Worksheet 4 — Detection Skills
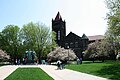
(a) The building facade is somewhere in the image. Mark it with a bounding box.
[52,12,89,58]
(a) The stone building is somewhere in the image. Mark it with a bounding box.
[52,12,89,58]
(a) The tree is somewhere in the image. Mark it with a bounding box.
[105,0,120,54]
[21,22,57,60]
[83,0,120,62]
[47,47,77,62]
[0,49,10,62]
[84,42,97,60]
[0,25,22,59]
[97,39,115,60]
[0,22,57,64]
[84,40,114,62]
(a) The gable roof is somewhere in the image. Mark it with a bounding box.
[88,35,104,41]
[66,32,81,40]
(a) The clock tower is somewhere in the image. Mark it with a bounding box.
[52,12,66,47]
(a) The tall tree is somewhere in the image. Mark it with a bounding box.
[105,0,120,53]
[0,25,22,58]
[21,22,57,59]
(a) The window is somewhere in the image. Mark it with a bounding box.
[58,31,60,40]
[82,40,85,47]
[75,42,78,47]
[70,42,73,48]
[65,43,68,48]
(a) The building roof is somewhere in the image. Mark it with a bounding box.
[66,32,82,40]
[55,12,62,21]
[82,34,88,39]
[88,35,104,41]
[67,32,81,38]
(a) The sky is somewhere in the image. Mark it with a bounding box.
[0,0,108,36]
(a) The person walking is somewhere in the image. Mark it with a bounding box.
[61,60,65,69]
[15,59,17,65]
[18,59,20,65]
[77,58,80,65]
[80,57,82,64]
[56,60,62,70]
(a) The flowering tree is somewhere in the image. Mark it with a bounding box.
[0,49,10,62]
[47,47,77,62]
[84,40,115,62]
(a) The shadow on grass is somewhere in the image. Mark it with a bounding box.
[97,61,120,80]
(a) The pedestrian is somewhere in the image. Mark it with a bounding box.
[24,58,27,64]
[36,59,39,65]
[56,59,62,70]
[22,58,24,64]
[18,59,20,65]
[15,59,17,65]
[80,57,82,64]
[77,58,80,65]
[61,60,65,69]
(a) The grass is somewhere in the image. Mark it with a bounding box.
[5,68,54,80]
[66,61,120,80]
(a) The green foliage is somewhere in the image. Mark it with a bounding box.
[87,0,120,61]
[51,31,57,50]
[66,61,120,80]
[5,68,53,80]
[0,22,57,60]
[21,22,57,58]
[0,25,22,58]
[105,0,120,54]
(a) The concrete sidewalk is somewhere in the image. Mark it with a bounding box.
[0,65,41,80]
[0,65,18,80]
[40,65,108,80]
[0,65,109,80]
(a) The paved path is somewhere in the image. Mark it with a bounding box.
[0,65,109,80]
[0,65,18,80]
[40,65,108,80]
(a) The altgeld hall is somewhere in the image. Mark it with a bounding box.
[52,12,104,58]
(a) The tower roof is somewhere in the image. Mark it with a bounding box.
[55,12,62,21]
[82,34,88,39]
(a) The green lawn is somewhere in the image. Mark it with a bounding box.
[5,68,54,80]
[66,61,120,80]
